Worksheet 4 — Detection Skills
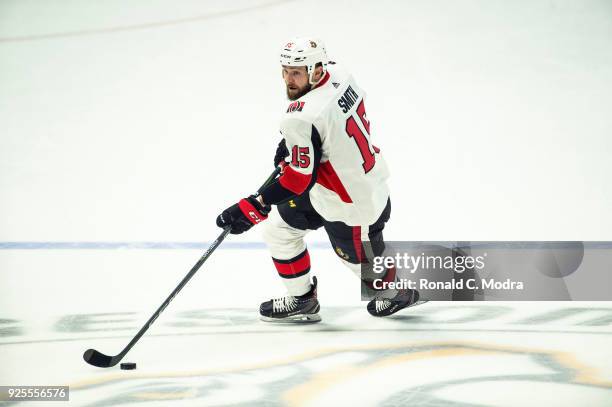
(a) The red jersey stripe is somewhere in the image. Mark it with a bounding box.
[352,226,363,263]
[279,165,312,195]
[316,161,353,203]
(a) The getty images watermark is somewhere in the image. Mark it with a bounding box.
[371,251,500,291]
[360,242,612,301]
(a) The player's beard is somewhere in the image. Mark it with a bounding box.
[286,83,312,101]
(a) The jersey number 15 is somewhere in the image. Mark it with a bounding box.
[345,100,378,173]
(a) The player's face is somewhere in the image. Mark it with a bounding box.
[282,66,311,100]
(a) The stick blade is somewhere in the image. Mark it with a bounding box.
[83,348,117,368]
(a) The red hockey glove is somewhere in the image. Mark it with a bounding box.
[216,195,271,234]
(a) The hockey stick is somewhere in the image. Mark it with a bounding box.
[83,166,281,368]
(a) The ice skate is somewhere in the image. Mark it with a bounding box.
[260,277,321,323]
[367,289,425,317]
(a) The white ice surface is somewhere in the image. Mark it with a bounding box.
[1,0,612,242]
[1,248,612,406]
[1,0,612,406]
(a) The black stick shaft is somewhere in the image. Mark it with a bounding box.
[115,167,280,357]
[84,167,282,366]
[116,168,280,357]
[115,226,231,361]
[257,166,281,194]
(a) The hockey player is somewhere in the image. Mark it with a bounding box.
[216,37,419,322]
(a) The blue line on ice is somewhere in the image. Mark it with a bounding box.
[0,241,332,250]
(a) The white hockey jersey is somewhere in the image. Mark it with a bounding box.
[277,63,390,226]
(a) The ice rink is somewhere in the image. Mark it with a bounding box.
[1,0,612,406]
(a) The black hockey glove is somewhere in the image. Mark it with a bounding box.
[216,195,271,234]
[273,138,289,168]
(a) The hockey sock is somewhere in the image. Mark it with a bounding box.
[272,249,312,296]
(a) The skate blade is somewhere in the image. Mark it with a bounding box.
[260,313,322,323]
[405,299,429,310]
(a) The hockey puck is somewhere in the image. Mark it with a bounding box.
[120,362,136,370]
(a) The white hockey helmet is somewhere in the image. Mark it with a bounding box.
[280,37,328,85]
